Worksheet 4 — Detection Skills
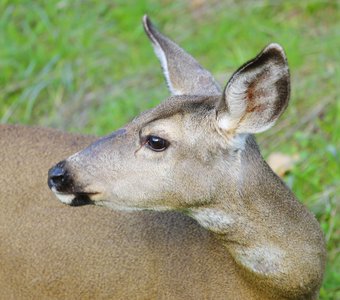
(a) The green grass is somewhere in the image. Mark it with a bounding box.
[0,0,339,298]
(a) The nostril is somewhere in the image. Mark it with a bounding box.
[48,161,68,191]
[49,167,65,185]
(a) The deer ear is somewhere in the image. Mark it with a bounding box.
[143,15,221,96]
[216,43,290,135]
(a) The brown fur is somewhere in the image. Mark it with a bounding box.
[0,16,326,299]
[1,124,273,299]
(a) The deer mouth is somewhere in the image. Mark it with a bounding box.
[51,187,97,206]
[48,161,100,206]
[69,193,95,206]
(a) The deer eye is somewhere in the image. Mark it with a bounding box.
[146,135,169,152]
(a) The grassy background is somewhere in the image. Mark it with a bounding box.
[0,0,339,298]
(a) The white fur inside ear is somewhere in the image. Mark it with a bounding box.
[218,115,239,132]
[215,117,247,150]
[220,59,288,134]
[217,73,253,133]
[151,40,181,95]
[225,82,249,120]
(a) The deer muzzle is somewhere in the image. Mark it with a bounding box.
[48,160,94,206]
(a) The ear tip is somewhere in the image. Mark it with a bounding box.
[142,14,150,29]
[142,15,157,42]
[143,15,156,32]
[142,14,149,25]
[263,43,287,60]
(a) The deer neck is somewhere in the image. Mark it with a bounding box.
[189,136,325,298]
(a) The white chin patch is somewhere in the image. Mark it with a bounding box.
[51,187,75,205]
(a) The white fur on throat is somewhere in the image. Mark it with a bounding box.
[191,208,234,233]
[235,244,286,276]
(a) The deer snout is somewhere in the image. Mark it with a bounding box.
[48,160,95,206]
[48,160,72,193]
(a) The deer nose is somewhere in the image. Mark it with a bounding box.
[48,160,70,192]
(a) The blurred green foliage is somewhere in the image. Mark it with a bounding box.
[0,1,339,298]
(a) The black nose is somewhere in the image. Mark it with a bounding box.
[48,160,70,192]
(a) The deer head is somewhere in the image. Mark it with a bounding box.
[48,16,289,213]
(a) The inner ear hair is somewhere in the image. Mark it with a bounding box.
[143,15,221,96]
[217,43,290,135]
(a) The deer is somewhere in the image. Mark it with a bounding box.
[0,16,325,300]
